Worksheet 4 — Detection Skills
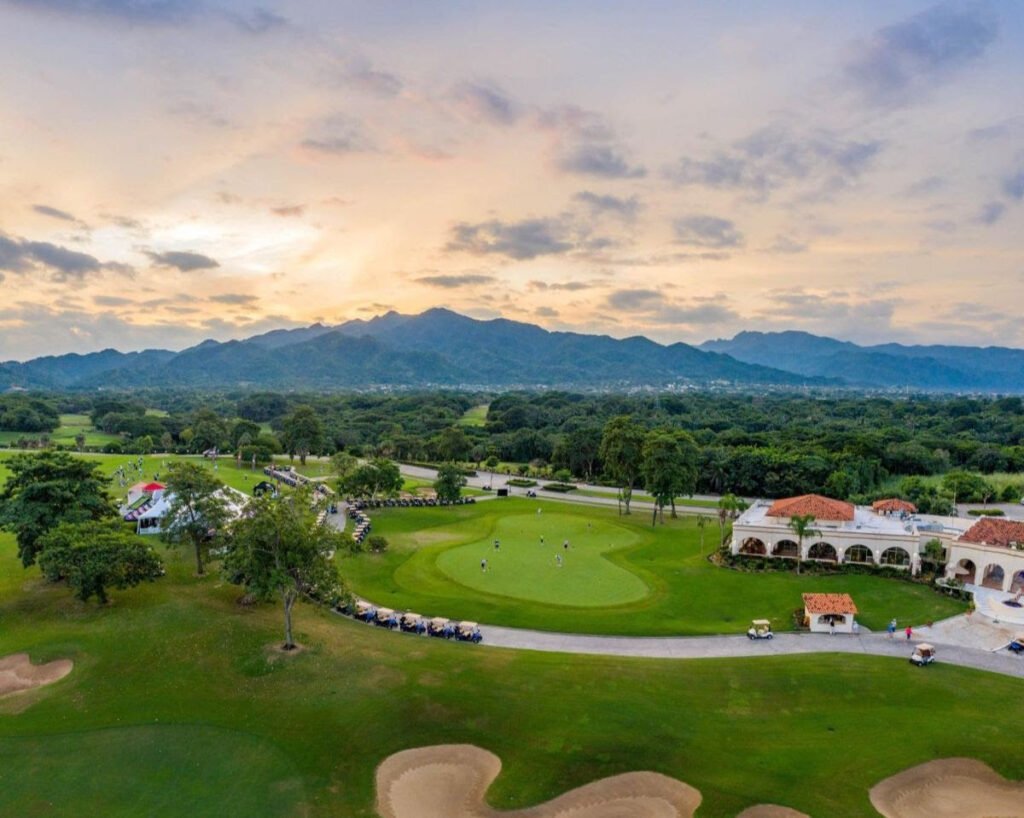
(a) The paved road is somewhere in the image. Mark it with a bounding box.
[477,625,1024,678]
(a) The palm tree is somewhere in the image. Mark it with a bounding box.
[716,493,749,550]
[788,513,819,577]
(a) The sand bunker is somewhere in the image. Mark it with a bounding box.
[376,744,702,818]
[377,748,1024,818]
[0,653,73,698]
[870,757,1024,818]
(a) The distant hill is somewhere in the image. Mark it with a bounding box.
[700,330,1024,392]
[0,309,822,391]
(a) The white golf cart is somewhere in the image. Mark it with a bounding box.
[747,619,774,640]
[910,643,936,666]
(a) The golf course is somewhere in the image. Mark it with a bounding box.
[344,498,966,634]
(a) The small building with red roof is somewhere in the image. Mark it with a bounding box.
[802,593,858,633]
[872,498,918,515]
[944,517,1024,595]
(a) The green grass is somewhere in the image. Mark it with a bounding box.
[0,414,120,448]
[343,498,965,635]
[435,512,648,606]
[880,472,1024,495]
[0,527,1021,817]
[572,487,719,508]
[457,404,489,426]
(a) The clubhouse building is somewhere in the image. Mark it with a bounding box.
[730,494,1024,595]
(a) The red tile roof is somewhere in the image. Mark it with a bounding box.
[767,494,854,522]
[959,518,1024,549]
[143,482,165,492]
[872,498,918,513]
[803,593,858,615]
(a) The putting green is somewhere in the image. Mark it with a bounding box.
[434,512,649,607]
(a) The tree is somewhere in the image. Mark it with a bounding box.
[224,489,344,650]
[696,515,709,556]
[787,513,819,576]
[433,426,471,463]
[340,459,403,500]
[74,432,86,452]
[161,462,230,576]
[485,455,500,486]
[641,429,698,525]
[434,463,466,503]
[0,451,114,567]
[599,416,645,515]
[281,405,324,465]
[716,493,744,549]
[921,537,946,573]
[38,521,163,603]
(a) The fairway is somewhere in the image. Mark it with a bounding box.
[435,512,647,606]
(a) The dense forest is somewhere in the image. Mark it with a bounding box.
[3,390,1024,507]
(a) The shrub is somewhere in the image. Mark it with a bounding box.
[543,482,577,493]
[507,478,537,487]
[968,508,1005,517]
[366,535,388,553]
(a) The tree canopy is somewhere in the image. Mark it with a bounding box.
[0,451,114,567]
[161,461,231,575]
[433,463,467,503]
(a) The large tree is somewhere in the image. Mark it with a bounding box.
[433,426,471,463]
[433,463,467,503]
[716,493,746,549]
[161,462,230,576]
[339,459,403,500]
[641,429,698,525]
[598,416,646,515]
[224,489,344,650]
[282,405,324,465]
[0,451,114,567]
[38,520,164,603]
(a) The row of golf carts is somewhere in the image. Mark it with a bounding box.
[351,600,483,643]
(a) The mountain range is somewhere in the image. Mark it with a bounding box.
[0,310,1020,392]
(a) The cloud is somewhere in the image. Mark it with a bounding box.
[977,201,1006,225]
[673,216,744,249]
[446,218,575,260]
[270,204,305,217]
[766,235,808,254]
[1001,169,1024,200]
[452,82,520,125]
[0,233,130,281]
[93,295,133,306]
[904,175,946,197]
[229,7,287,34]
[209,293,258,305]
[606,288,661,311]
[4,0,200,25]
[655,303,738,325]
[415,273,495,288]
[666,124,882,200]
[343,59,403,98]
[300,116,373,156]
[145,250,220,271]
[535,306,559,318]
[558,143,645,179]
[528,279,596,292]
[572,191,641,220]
[842,3,998,109]
[32,204,78,222]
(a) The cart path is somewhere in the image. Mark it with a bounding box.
[476,624,1024,678]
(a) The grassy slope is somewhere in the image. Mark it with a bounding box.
[0,532,1022,817]
[343,499,965,634]
[457,404,489,426]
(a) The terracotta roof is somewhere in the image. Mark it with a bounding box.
[803,593,858,615]
[143,482,165,492]
[872,498,917,513]
[766,494,854,522]
[959,518,1024,549]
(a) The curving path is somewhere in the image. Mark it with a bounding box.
[477,624,1024,678]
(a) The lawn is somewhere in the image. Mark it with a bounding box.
[0,414,121,448]
[457,403,489,426]
[0,528,1021,817]
[342,498,965,635]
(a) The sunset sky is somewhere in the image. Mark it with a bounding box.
[1,1,1023,359]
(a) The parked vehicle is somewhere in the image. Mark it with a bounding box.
[428,617,453,638]
[374,607,400,629]
[455,621,483,644]
[355,600,376,623]
[747,619,774,640]
[1008,634,1024,654]
[400,612,427,634]
[910,643,936,666]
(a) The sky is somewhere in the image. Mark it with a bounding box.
[1,0,1023,360]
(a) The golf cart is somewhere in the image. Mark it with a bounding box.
[455,621,483,644]
[428,617,454,638]
[1008,634,1024,654]
[910,643,936,666]
[747,619,774,640]
[354,600,376,623]
[374,607,400,629]
[400,612,427,634]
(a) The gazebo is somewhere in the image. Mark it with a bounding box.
[872,498,918,516]
[802,593,858,634]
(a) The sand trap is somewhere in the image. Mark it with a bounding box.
[870,757,1024,817]
[376,744,702,818]
[0,653,73,698]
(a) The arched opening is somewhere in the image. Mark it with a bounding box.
[982,564,1006,590]
[844,544,873,564]
[808,542,837,562]
[1010,570,1024,594]
[773,539,799,558]
[739,537,767,556]
[954,559,976,584]
[880,547,911,567]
